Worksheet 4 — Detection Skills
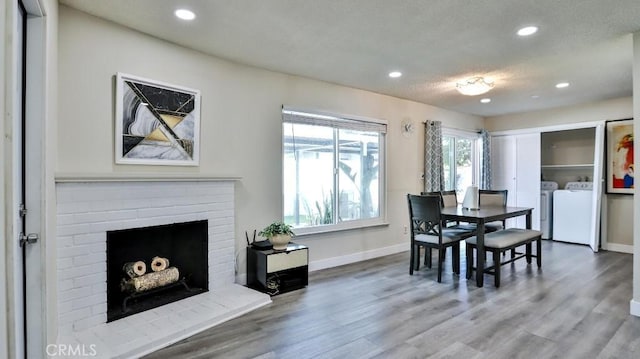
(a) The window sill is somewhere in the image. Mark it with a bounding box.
[293,220,389,237]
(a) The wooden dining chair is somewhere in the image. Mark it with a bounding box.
[421,190,457,205]
[421,190,459,223]
[407,194,474,282]
[420,190,466,268]
[425,190,499,235]
[479,189,517,259]
[479,189,509,231]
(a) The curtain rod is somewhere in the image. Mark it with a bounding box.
[422,121,484,134]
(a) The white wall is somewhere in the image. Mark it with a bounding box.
[486,97,634,247]
[486,97,632,132]
[56,6,483,275]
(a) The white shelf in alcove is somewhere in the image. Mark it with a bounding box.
[540,164,594,169]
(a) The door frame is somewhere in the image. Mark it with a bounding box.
[2,1,29,358]
[2,0,47,358]
[23,1,47,357]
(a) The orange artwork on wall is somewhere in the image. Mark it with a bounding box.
[606,119,634,194]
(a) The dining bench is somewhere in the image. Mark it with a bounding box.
[465,228,542,287]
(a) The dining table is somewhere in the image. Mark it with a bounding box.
[440,205,534,287]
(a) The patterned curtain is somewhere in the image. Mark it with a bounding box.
[479,129,492,189]
[424,120,444,192]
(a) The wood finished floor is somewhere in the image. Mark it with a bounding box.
[145,240,639,359]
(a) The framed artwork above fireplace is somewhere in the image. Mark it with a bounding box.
[115,73,201,166]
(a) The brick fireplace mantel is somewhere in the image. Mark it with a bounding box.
[55,172,242,183]
[54,177,270,358]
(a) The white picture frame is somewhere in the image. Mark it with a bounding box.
[115,73,201,166]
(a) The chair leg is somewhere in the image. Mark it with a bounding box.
[466,244,473,279]
[410,244,415,275]
[437,248,445,283]
[510,248,516,260]
[452,244,460,274]
[425,248,432,268]
[536,238,542,268]
[526,242,532,264]
[494,249,501,287]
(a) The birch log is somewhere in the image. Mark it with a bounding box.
[120,267,180,293]
[151,256,170,272]
[123,261,147,278]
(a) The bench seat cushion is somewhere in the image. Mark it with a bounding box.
[466,228,542,249]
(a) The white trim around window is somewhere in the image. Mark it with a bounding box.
[282,106,387,234]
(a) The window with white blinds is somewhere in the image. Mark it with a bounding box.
[282,108,387,233]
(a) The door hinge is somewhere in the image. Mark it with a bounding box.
[19,232,39,247]
[19,204,27,218]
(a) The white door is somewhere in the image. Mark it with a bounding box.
[491,135,517,227]
[589,124,605,252]
[491,134,541,229]
[491,135,517,202]
[515,133,541,229]
[21,1,46,357]
[7,3,28,358]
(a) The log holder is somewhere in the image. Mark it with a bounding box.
[121,277,194,314]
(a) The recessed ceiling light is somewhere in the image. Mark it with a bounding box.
[388,71,402,78]
[175,9,196,20]
[517,26,538,36]
[480,98,491,104]
[555,82,570,88]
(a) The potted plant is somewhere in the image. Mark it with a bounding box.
[259,221,295,250]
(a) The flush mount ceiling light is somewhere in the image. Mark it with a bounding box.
[517,26,538,36]
[456,77,494,96]
[175,9,196,20]
[556,82,570,88]
[388,71,402,78]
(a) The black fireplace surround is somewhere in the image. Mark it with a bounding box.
[106,220,208,322]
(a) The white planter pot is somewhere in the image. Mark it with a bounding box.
[269,234,291,250]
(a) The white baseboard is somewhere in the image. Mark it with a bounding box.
[308,243,406,272]
[603,243,634,254]
[235,243,407,284]
[630,299,640,317]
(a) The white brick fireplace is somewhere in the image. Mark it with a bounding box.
[54,177,270,358]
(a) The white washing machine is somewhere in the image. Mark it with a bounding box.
[540,181,558,239]
[553,182,593,245]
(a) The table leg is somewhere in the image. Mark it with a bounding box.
[526,212,532,229]
[476,219,485,287]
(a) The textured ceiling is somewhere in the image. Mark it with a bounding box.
[60,0,640,117]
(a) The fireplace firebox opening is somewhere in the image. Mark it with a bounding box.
[106,220,209,322]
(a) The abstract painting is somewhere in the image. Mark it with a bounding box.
[606,119,634,194]
[115,73,200,166]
